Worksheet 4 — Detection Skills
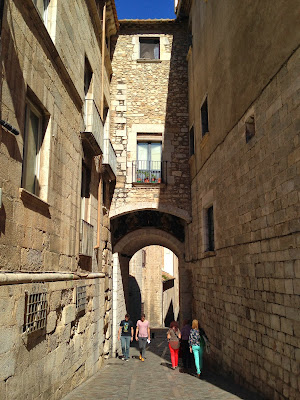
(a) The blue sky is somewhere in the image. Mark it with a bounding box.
[114,0,175,20]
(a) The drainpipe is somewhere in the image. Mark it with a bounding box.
[0,271,105,285]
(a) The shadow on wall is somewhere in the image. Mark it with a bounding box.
[0,204,6,236]
[128,275,141,327]
[164,299,174,328]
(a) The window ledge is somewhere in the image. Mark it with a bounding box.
[19,188,50,213]
[132,183,166,188]
[137,59,162,63]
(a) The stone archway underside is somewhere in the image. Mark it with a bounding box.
[111,210,186,253]
[113,228,185,257]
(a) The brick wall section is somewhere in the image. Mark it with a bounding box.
[110,21,191,220]
[187,48,300,400]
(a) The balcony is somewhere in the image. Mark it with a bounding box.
[132,161,168,184]
[81,99,104,156]
[79,219,94,257]
[102,139,117,179]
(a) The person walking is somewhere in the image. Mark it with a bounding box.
[167,321,181,369]
[189,319,208,377]
[135,313,150,361]
[118,313,134,361]
[180,319,192,370]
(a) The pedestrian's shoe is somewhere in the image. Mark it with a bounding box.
[121,357,125,361]
[139,355,142,360]
[141,357,145,362]
[125,359,129,362]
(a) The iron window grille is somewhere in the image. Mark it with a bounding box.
[76,286,87,313]
[24,291,47,334]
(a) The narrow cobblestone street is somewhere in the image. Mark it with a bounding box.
[63,330,259,400]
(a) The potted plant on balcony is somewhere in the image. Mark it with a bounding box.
[136,170,142,182]
[144,172,150,183]
[151,174,156,183]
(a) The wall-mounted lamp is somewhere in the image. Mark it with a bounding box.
[0,119,20,135]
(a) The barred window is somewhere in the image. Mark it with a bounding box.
[24,291,47,334]
[76,286,87,313]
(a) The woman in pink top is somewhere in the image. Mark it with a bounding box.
[135,314,150,361]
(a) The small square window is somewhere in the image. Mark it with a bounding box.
[23,291,47,334]
[201,97,209,137]
[139,38,160,60]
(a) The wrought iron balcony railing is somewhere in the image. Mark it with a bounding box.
[103,138,117,179]
[81,99,104,155]
[79,219,94,257]
[132,160,167,184]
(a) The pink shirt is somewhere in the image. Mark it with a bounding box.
[137,320,149,337]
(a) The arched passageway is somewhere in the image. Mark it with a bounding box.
[110,210,192,358]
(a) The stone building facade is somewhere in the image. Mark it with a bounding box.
[0,1,118,398]
[109,19,193,356]
[176,1,300,399]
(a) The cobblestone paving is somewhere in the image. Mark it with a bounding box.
[63,330,260,400]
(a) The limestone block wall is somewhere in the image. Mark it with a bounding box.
[0,0,115,397]
[110,21,191,221]
[187,48,300,400]
[0,0,109,274]
[0,278,110,399]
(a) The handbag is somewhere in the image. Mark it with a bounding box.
[168,330,180,349]
[169,340,180,349]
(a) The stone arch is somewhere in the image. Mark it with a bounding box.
[113,228,185,257]
[109,203,191,223]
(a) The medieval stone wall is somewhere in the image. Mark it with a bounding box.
[110,21,191,222]
[0,1,115,398]
[187,39,300,400]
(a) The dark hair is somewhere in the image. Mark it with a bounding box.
[125,314,130,318]
[170,321,179,331]
[141,313,145,318]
